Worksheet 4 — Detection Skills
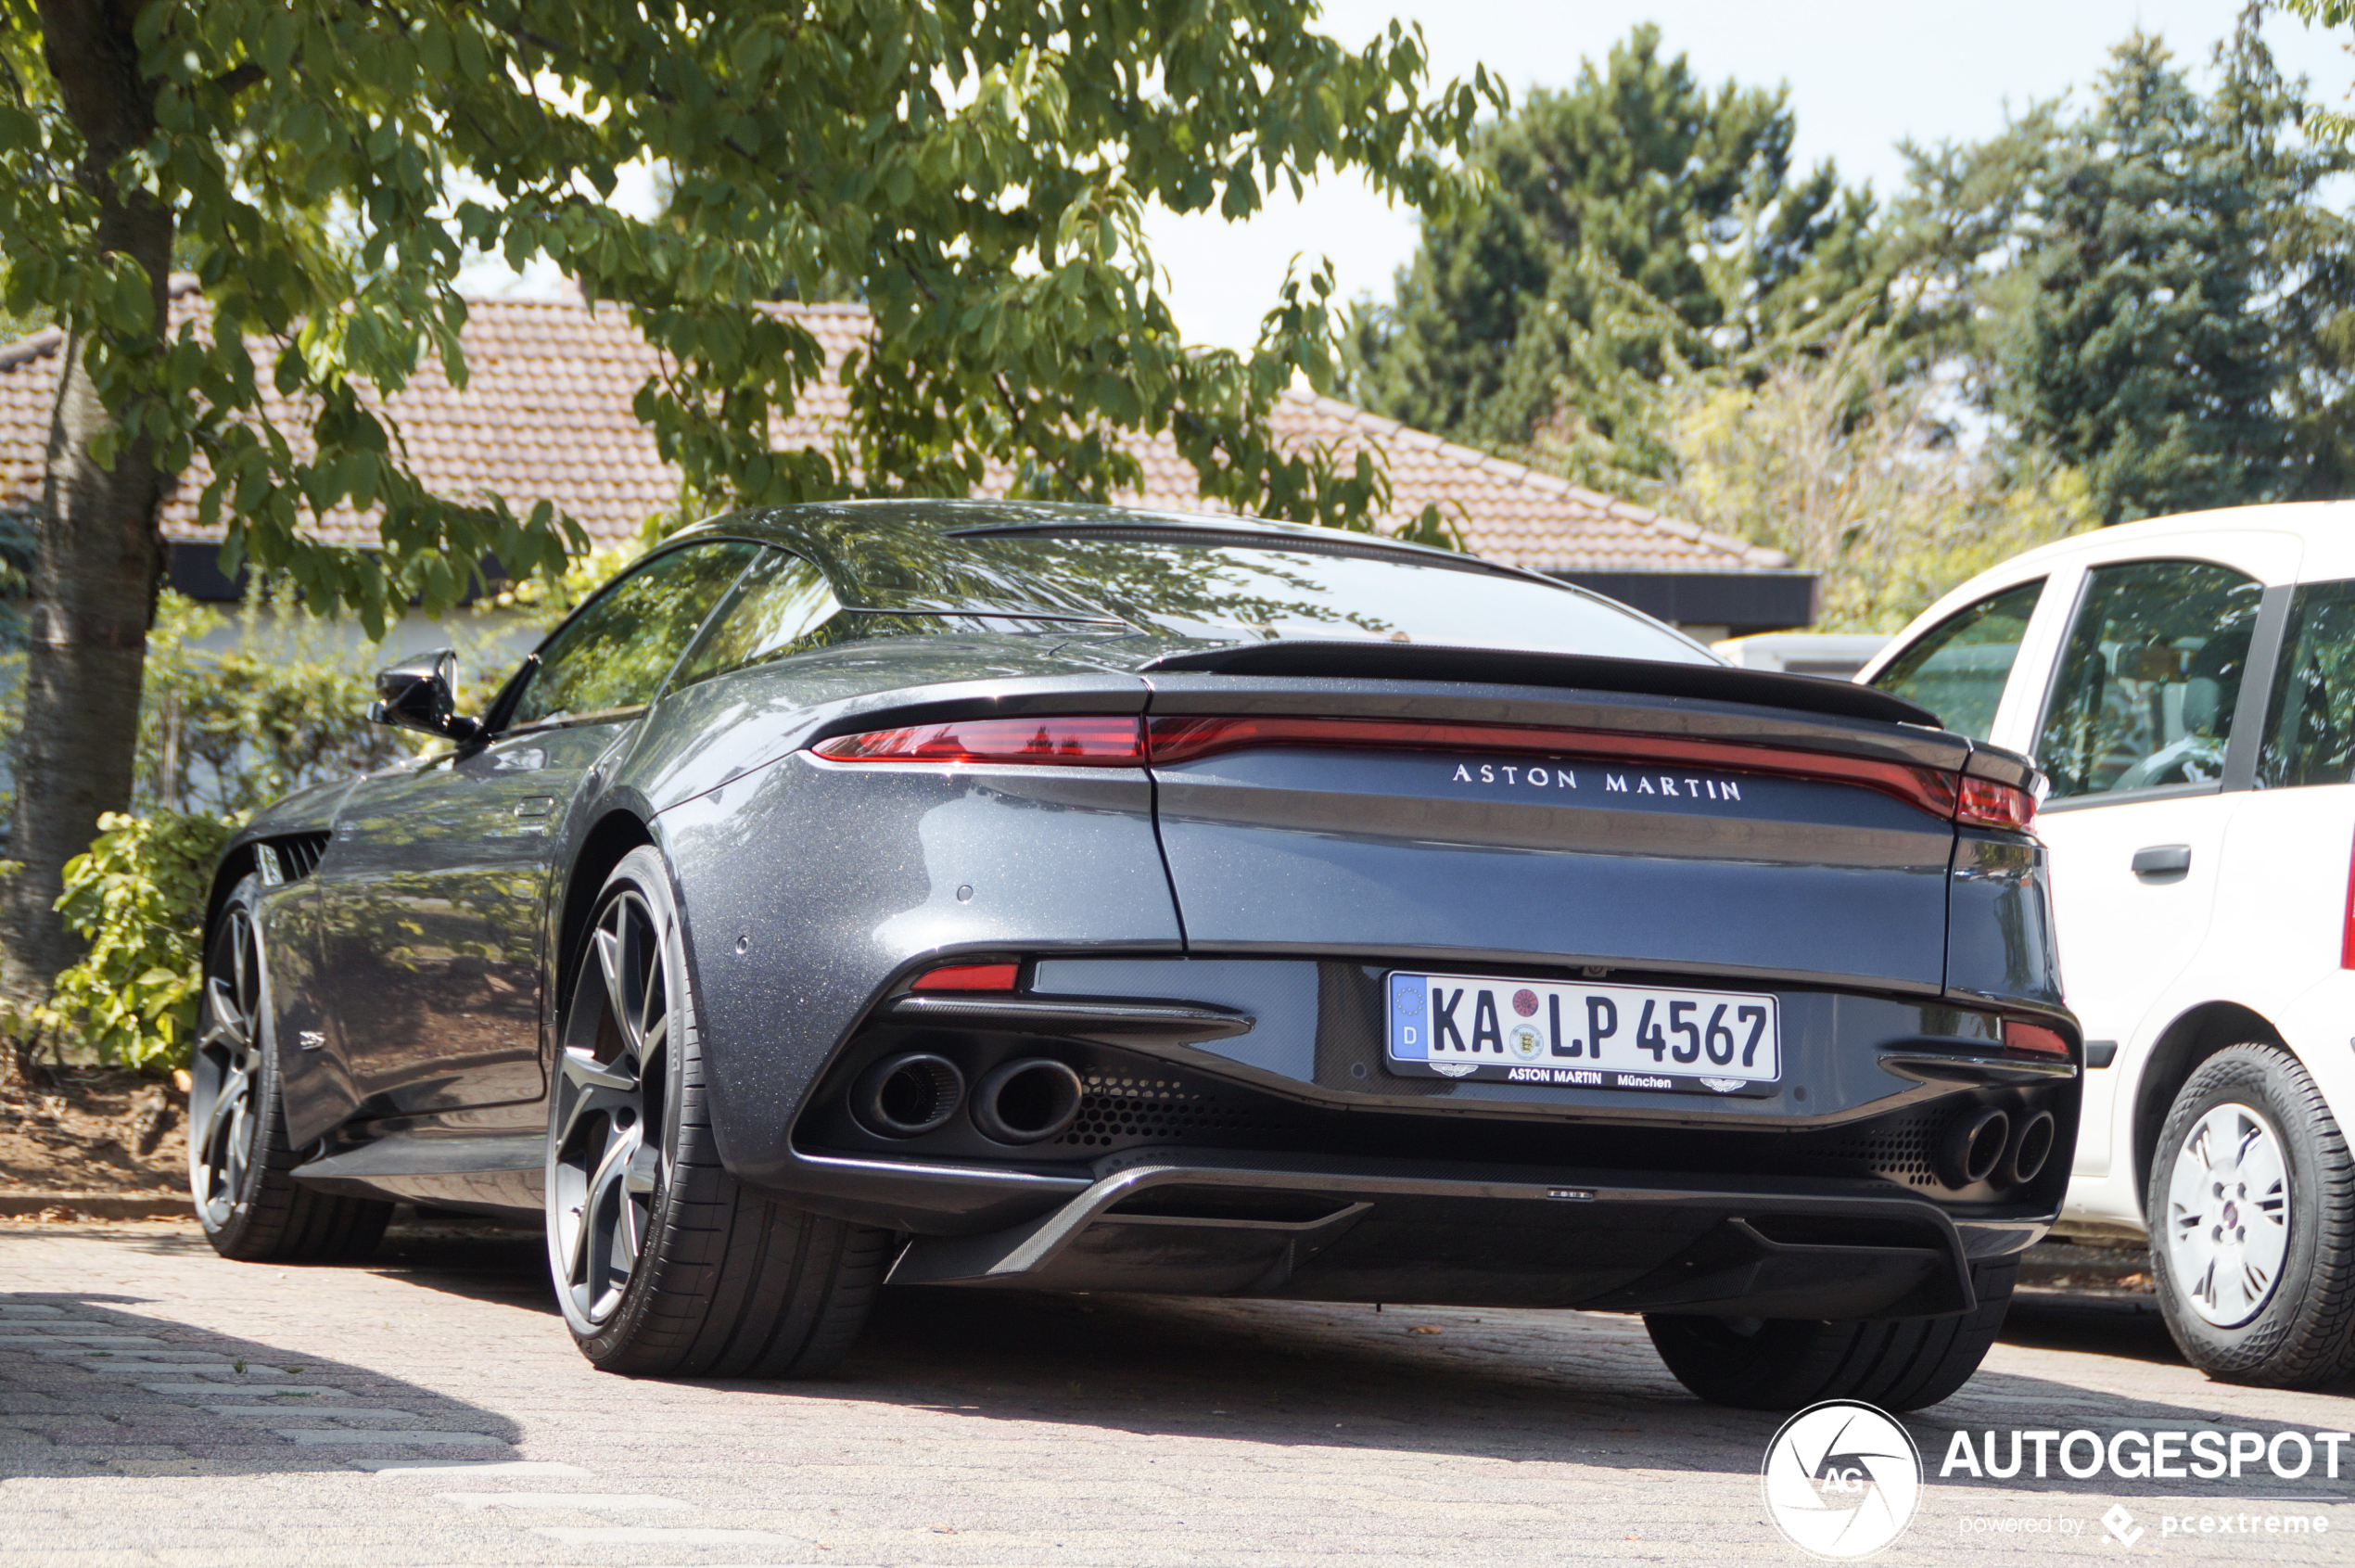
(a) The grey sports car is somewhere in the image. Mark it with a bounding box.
[189,502,2078,1409]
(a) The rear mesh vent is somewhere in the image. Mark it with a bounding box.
[1802,1115,1941,1187]
[1059,1074,1261,1150]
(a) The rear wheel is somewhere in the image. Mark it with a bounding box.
[190,876,390,1262]
[2146,1044,2355,1386]
[1645,1259,2017,1410]
[546,847,893,1376]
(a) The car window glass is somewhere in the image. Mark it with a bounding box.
[673,549,846,689]
[1869,580,2045,742]
[2034,560,2262,801]
[2257,579,2355,789]
[509,542,758,728]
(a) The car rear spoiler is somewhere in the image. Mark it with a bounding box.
[1141,640,1941,730]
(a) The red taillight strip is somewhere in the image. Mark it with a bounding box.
[807,710,2043,834]
[813,715,1145,766]
[1145,714,1961,822]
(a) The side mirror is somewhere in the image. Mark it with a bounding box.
[368,649,483,743]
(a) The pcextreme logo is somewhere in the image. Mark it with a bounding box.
[1761,1400,1924,1559]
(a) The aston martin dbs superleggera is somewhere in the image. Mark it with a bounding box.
[189,501,2078,1409]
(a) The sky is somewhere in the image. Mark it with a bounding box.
[1140,1,2355,350]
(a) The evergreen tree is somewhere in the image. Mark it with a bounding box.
[1344,25,1876,455]
[1937,9,2355,522]
[2001,33,2279,519]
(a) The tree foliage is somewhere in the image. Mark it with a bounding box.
[0,1,1499,634]
[1977,21,2355,521]
[1344,24,1878,455]
[1589,326,2098,631]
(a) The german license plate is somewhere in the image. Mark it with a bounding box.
[1384,972,1780,1095]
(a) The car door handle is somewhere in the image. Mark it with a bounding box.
[2132,844,2192,879]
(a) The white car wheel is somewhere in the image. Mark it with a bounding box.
[2163,1102,2291,1328]
[2146,1044,2355,1386]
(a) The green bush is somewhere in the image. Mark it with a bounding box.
[33,809,236,1070]
[5,584,535,1070]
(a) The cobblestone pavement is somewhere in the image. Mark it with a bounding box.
[1,1218,2351,1567]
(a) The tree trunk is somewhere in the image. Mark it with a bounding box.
[2,1,170,999]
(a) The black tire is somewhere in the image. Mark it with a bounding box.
[545,847,893,1377]
[1645,1258,2018,1410]
[2145,1044,2355,1386]
[189,876,391,1262]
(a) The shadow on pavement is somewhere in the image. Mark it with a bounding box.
[351,1216,2355,1499]
[0,1269,524,1480]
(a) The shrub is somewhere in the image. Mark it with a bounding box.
[32,809,236,1070]
[5,582,539,1070]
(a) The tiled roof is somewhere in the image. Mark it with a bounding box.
[0,279,1785,574]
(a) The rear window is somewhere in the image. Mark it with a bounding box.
[2258,578,2355,789]
[863,530,1712,664]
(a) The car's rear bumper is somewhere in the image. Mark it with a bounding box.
[872,1149,2046,1318]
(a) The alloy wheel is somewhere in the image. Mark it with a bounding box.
[549,887,673,1330]
[191,910,264,1229]
[2165,1101,2292,1328]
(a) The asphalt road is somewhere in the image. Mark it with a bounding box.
[2,1217,2352,1566]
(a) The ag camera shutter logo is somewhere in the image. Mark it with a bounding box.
[1762,1400,1923,1558]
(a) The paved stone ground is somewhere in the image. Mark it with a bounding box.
[1,1217,2351,1567]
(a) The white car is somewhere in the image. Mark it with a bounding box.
[1861,505,2355,1387]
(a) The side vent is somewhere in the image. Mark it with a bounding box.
[268,832,333,882]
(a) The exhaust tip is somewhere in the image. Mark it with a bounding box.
[851,1052,966,1138]
[972,1058,1084,1145]
[1940,1107,2012,1188]
[2006,1109,2057,1187]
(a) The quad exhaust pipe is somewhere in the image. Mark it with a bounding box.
[851,1052,966,1138]
[2005,1109,2056,1187]
[850,1052,1085,1143]
[1935,1104,2057,1190]
[1939,1107,2011,1189]
[972,1058,1085,1145]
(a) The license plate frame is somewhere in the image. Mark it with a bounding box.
[1383,971,1781,1096]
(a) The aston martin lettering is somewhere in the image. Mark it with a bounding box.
[1603,771,1741,801]
[1450,762,1578,788]
[1386,970,1780,1095]
[1448,762,1745,801]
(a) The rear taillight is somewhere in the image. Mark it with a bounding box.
[808,710,2035,833]
[813,716,1144,766]
[2341,828,2355,970]
[1956,776,2037,834]
[1145,714,1960,820]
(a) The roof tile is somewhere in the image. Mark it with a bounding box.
[0,284,1786,574]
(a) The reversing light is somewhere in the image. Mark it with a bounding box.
[814,716,1144,766]
[910,962,1020,992]
[1956,776,2037,833]
[2004,1021,2071,1058]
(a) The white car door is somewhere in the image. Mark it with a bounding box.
[2018,556,2279,1205]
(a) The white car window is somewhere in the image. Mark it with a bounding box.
[2035,560,2262,801]
[1870,580,2045,742]
[2256,578,2355,789]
